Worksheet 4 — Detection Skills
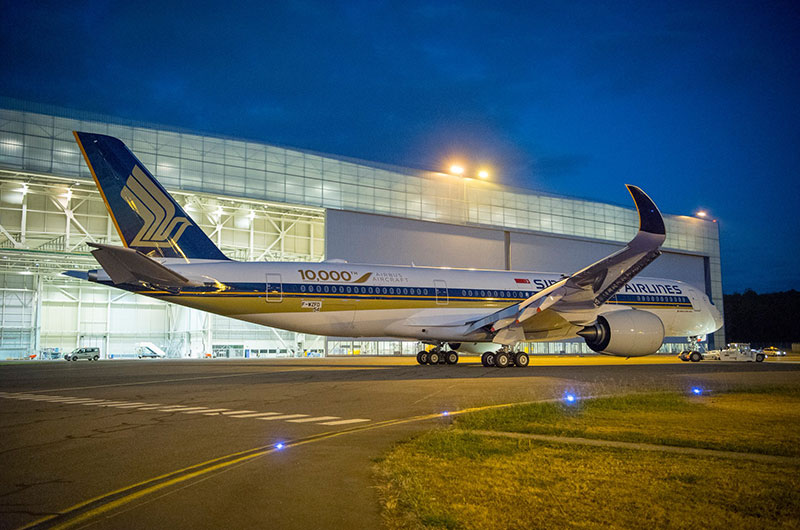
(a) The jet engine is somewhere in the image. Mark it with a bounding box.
[577,310,664,357]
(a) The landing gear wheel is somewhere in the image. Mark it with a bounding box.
[756,353,765,362]
[494,351,510,368]
[416,351,428,364]
[514,353,529,367]
[481,352,491,367]
[445,351,459,365]
[486,353,496,366]
[428,350,441,365]
[690,352,702,363]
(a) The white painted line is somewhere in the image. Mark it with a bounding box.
[318,418,371,426]
[257,414,309,421]
[229,412,282,418]
[96,402,129,406]
[221,410,255,415]
[183,408,229,415]
[158,406,207,412]
[114,403,158,409]
[79,400,115,405]
[133,406,166,411]
[105,402,147,408]
[286,416,340,423]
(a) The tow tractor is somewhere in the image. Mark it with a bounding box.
[678,342,766,363]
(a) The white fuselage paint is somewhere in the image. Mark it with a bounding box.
[94,260,723,343]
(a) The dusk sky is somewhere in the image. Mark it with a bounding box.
[2,0,798,293]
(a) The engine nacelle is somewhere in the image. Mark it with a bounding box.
[578,310,665,357]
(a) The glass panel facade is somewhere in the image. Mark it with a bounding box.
[0,100,725,350]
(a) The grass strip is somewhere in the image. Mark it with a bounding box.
[455,386,800,457]
[374,386,800,529]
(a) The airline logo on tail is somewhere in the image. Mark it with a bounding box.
[120,166,191,248]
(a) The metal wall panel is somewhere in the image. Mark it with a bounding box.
[325,210,506,269]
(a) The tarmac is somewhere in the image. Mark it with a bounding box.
[1,355,799,529]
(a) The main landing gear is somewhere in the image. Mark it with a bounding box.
[415,344,529,368]
[481,347,529,368]
[416,346,459,365]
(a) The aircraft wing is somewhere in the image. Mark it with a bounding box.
[466,185,666,344]
[88,243,199,292]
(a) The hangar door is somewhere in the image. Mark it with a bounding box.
[326,210,708,294]
[325,210,506,269]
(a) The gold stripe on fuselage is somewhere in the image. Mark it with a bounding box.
[141,289,692,318]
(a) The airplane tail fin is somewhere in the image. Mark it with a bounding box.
[73,131,228,261]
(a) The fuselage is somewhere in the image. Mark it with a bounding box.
[88,260,723,343]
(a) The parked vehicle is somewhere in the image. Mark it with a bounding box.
[64,347,100,361]
[763,346,785,357]
[678,343,764,363]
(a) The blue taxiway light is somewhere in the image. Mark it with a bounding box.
[275,443,285,450]
[691,387,703,395]
[442,411,450,416]
[564,393,577,403]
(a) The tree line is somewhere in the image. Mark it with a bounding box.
[724,289,800,346]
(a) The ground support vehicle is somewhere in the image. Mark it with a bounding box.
[679,343,764,363]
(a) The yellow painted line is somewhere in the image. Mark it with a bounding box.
[19,398,560,530]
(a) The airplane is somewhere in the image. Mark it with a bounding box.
[65,131,723,367]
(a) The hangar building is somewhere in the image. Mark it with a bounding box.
[0,100,724,358]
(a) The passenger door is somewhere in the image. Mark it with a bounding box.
[266,274,283,303]
[434,280,448,305]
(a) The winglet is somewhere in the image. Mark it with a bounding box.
[626,185,665,236]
